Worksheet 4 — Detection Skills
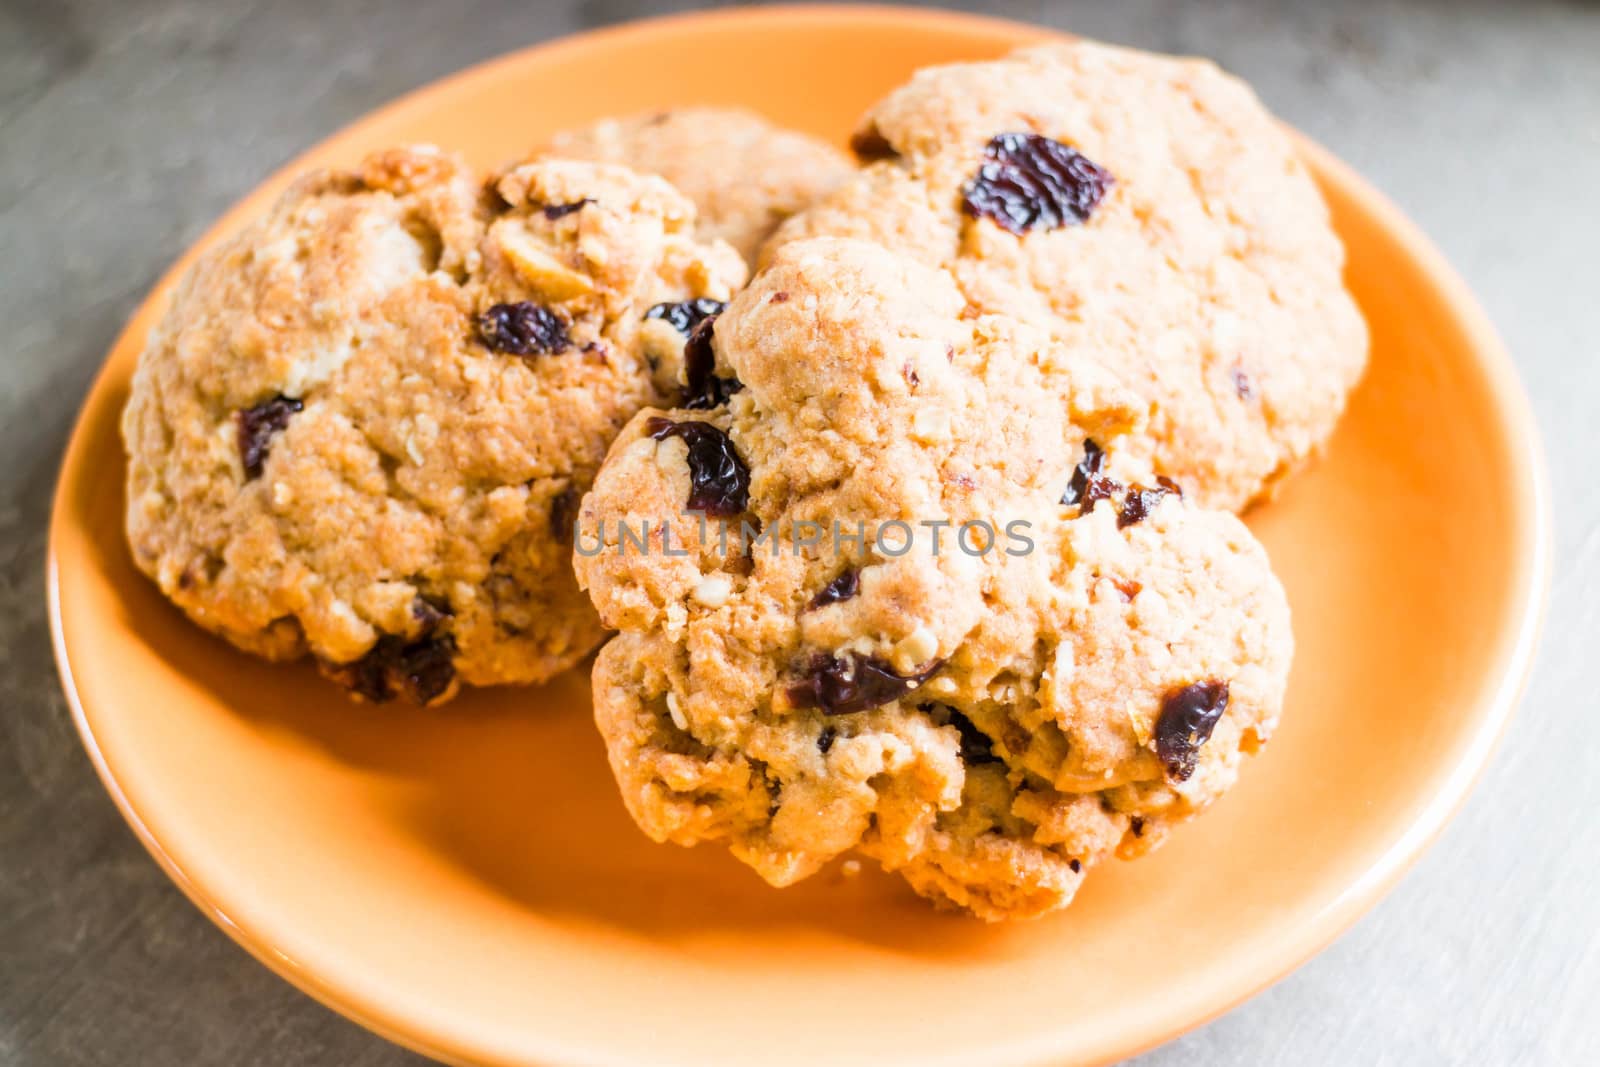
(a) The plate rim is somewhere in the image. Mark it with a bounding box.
[46,5,1554,1066]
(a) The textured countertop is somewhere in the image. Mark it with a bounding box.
[3,1,1596,1064]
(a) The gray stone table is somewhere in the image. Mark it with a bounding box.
[3,1,1596,1063]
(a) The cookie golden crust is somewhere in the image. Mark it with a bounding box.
[122,146,745,703]
[766,41,1368,512]
[576,238,1292,919]
[542,107,853,265]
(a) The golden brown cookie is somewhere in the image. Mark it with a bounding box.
[767,41,1367,511]
[122,145,745,703]
[543,107,853,264]
[576,238,1292,919]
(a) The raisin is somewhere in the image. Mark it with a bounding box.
[1117,478,1181,529]
[849,124,899,162]
[644,297,724,336]
[646,416,750,517]
[1232,365,1254,400]
[787,652,943,715]
[1068,859,1082,874]
[476,301,570,356]
[759,765,782,817]
[237,396,303,480]
[326,651,388,704]
[1130,816,1146,837]
[541,198,592,220]
[807,568,860,610]
[1154,680,1230,781]
[1061,438,1121,513]
[395,635,457,704]
[946,708,1000,766]
[548,486,580,544]
[677,310,744,410]
[325,632,458,705]
[817,725,837,754]
[410,595,452,629]
[962,133,1114,235]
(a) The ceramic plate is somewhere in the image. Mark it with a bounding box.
[49,7,1550,1066]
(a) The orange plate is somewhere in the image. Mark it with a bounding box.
[48,6,1550,1066]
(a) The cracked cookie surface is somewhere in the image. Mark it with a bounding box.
[767,41,1367,512]
[576,237,1292,919]
[543,107,853,265]
[122,145,745,703]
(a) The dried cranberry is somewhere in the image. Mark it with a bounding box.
[787,652,943,715]
[646,416,750,517]
[541,198,592,220]
[548,486,580,544]
[1154,680,1230,781]
[1117,477,1181,529]
[678,311,744,410]
[807,569,860,610]
[644,297,724,336]
[476,301,570,356]
[325,632,457,705]
[237,396,303,480]
[1061,439,1122,513]
[962,133,1114,235]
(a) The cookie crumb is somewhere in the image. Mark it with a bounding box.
[666,691,688,732]
[693,575,732,607]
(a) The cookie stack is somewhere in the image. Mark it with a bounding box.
[122,40,1366,920]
